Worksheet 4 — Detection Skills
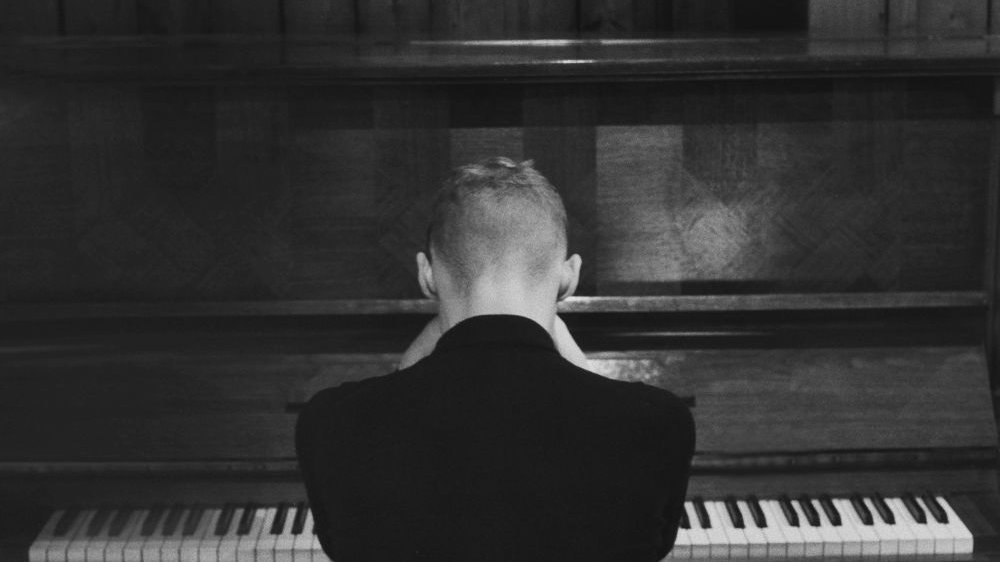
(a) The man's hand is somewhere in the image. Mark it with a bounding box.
[397,314,590,371]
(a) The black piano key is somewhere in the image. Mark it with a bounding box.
[922,494,949,524]
[86,507,113,537]
[797,495,821,527]
[271,503,290,535]
[818,495,841,527]
[778,495,799,527]
[236,504,257,535]
[290,502,308,535]
[181,507,205,537]
[680,508,690,530]
[724,497,745,529]
[141,505,167,537]
[108,508,133,538]
[747,496,767,528]
[215,504,237,536]
[54,508,82,537]
[161,505,184,536]
[692,497,711,529]
[850,494,874,526]
[902,493,927,524]
[871,493,895,525]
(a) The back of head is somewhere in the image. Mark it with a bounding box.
[426,157,568,290]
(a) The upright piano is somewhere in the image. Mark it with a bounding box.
[0,35,999,561]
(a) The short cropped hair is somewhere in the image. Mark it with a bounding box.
[426,157,568,288]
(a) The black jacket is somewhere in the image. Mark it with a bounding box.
[296,314,695,562]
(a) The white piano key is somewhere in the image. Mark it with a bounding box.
[786,500,823,557]
[176,508,212,562]
[683,503,712,559]
[83,509,116,562]
[64,510,97,562]
[820,499,862,557]
[914,496,957,555]
[734,501,768,558]
[751,501,788,558]
[762,499,805,558]
[28,510,64,562]
[195,508,225,562]
[121,510,150,562]
[272,505,301,562]
[693,502,729,560]
[887,497,936,555]
[104,510,143,562]
[800,498,842,557]
[216,506,245,562]
[291,511,314,562]
[874,498,917,556]
[236,506,271,562]
[833,498,879,557]
[937,496,974,555]
[708,501,748,559]
[667,525,691,559]
[140,507,173,562]
[860,497,900,556]
[46,509,89,562]
[159,508,190,562]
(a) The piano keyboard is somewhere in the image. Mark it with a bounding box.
[28,494,975,562]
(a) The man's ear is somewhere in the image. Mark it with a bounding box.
[557,253,582,302]
[417,251,438,300]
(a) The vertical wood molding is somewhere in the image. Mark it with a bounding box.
[988,77,1000,404]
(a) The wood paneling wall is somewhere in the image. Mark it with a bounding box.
[5,0,994,37]
[0,78,990,301]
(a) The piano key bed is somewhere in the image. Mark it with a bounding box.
[28,494,977,562]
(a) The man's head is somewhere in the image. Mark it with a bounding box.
[417,157,581,316]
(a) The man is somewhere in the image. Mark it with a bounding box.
[296,157,695,561]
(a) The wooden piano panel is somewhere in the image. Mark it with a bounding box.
[0,77,990,302]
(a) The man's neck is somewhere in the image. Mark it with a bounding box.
[437,279,557,336]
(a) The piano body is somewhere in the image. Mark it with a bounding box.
[0,35,999,561]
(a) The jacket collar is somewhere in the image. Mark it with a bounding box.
[434,314,557,354]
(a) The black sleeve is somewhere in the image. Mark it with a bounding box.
[655,404,696,560]
[295,383,365,561]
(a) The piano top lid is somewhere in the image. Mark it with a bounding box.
[5,34,1000,83]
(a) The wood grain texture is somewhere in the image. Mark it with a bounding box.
[211,0,281,32]
[284,0,357,34]
[0,86,71,302]
[523,85,598,294]
[673,0,732,32]
[579,0,672,33]
[372,86,451,296]
[0,0,59,34]
[357,0,431,37]
[809,0,886,36]
[432,0,520,38]
[589,346,996,453]
[888,0,988,36]
[136,0,212,34]
[286,86,379,298]
[64,0,137,34]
